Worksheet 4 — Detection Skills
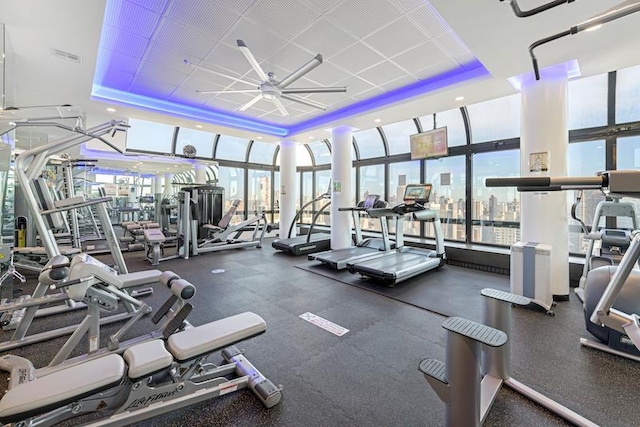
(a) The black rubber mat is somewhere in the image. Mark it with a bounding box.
[296,262,510,322]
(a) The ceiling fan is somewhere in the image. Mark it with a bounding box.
[184,40,347,116]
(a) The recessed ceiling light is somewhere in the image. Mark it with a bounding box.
[106,107,116,112]
[257,136,262,139]
[374,119,381,123]
[455,96,465,101]
[308,136,314,139]
[195,125,203,129]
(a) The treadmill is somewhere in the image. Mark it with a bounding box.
[272,187,332,256]
[308,194,394,270]
[346,184,446,286]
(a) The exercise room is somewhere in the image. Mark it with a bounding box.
[0,1,639,426]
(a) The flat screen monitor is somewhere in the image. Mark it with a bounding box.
[410,127,448,160]
[363,194,380,209]
[403,184,432,204]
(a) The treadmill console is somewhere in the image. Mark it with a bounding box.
[403,184,432,204]
[363,194,380,209]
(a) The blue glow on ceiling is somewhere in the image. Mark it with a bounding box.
[93,0,489,138]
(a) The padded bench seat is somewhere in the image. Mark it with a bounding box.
[123,339,173,379]
[0,355,125,424]
[13,246,81,256]
[167,312,266,362]
[114,269,162,288]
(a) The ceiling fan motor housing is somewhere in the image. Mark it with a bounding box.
[260,82,281,100]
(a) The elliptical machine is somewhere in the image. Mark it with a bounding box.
[487,170,640,362]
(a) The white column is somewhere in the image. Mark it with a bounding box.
[331,126,353,249]
[194,163,207,184]
[150,176,157,195]
[279,139,297,239]
[520,72,569,298]
[164,173,173,196]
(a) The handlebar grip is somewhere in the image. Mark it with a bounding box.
[486,177,551,187]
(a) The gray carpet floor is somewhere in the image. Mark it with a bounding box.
[1,239,639,426]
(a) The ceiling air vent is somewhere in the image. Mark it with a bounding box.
[50,48,82,64]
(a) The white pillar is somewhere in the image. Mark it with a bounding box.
[194,163,207,184]
[331,126,353,249]
[279,140,297,239]
[164,173,173,196]
[150,176,157,195]
[520,71,569,298]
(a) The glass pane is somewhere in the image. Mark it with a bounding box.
[216,135,249,162]
[472,150,521,245]
[126,118,174,153]
[388,161,421,236]
[175,127,215,158]
[248,140,276,164]
[273,171,280,225]
[567,141,606,254]
[301,171,313,223]
[359,164,385,231]
[616,135,640,231]
[425,156,466,241]
[248,169,271,215]
[307,140,331,165]
[384,120,418,155]
[217,166,244,224]
[418,108,466,147]
[568,73,608,130]
[467,94,520,143]
[314,170,331,226]
[616,64,640,123]
[354,128,385,159]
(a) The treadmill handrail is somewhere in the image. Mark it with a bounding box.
[307,201,331,243]
[287,192,331,238]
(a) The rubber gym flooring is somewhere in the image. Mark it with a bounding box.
[1,240,639,426]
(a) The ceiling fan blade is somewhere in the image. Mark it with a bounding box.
[238,94,264,111]
[278,54,323,88]
[184,59,260,86]
[281,94,327,111]
[273,98,290,116]
[237,40,269,82]
[281,86,347,94]
[196,89,261,95]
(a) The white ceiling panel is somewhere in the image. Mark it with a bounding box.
[203,43,257,76]
[206,97,243,111]
[327,0,402,39]
[145,42,200,73]
[263,44,317,76]
[129,78,177,98]
[291,18,357,59]
[215,92,259,105]
[306,92,351,105]
[136,61,189,86]
[246,0,320,40]
[127,0,169,14]
[413,60,460,81]
[105,0,161,38]
[434,32,470,58]
[408,3,451,39]
[329,42,385,74]
[166,0,239,37]
[391,0,425,13]
[357,60,407,87]
[101,25,150,58]
[351,87,385,101]
[153,18,220,58]
[302,61,352,86]
[391,41,450,74]
[379,74,418,92]
[168,86,212,106]
[364,17,430,59]
[100,49,142,74]
[214,0,256,15]
[335,75,376,96]
[222,18,288,60]
[298,0,343,14]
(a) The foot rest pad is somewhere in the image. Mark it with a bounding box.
[481,288,530,306]
[442,317,507,348]
[418,358,447,384]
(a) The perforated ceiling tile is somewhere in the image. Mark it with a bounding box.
[351,86,385,100]
[203,43,258,76]
[298,0,343,14]
[214,0,256,14]
[391,41,450,74]
[302,60,351,87]
[222,18,288,60]
[246,0,320,40]
[100,49,141,74]
[137,61,189,86]
[434,32,471,58]
[206,97,243,111]
[264,43,318,76]
[100,68,135,91]
[153,19,220,58]
[127,0,169,14]
[455,52,477,67]
[391,0,425,13]
[329,42,386,74]
[291,18,357,60]
[413,60,459,81]
[335,75,375,96]
[306,91,352,105]
[408,3,451,39]
[145,42,199,73]
[364,17,430,59]
[214,91,258,105]
[166,0,239,37]
[101,25,150,58]
[105,0,160,38]
[357,60,406,87]
[327,0,402,39]
[168,86,212,106]
[379,74,418,92]
[129,78,176,98]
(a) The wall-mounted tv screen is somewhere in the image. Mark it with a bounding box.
[410,127,448,160]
